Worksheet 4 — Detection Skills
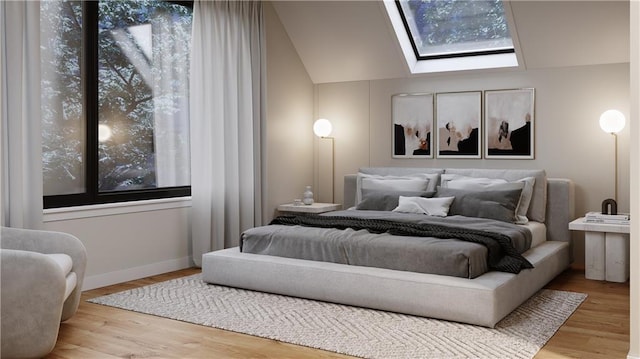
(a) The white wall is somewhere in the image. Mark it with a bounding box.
[315,81,371,204]
[627,2,639,358]
[0,36,3,226]
[317,63,630,266]
[43,203,191,290]
[264,2,315,222]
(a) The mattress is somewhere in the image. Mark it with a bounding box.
[240,210,533,279]
[521,221,546,248]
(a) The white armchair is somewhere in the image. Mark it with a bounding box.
[1,227,87,358]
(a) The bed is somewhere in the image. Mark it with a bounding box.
[202,168,575,327]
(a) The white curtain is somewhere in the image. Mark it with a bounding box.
[152,12,191,187]
[0,1,43,229]
[189,1,264,266]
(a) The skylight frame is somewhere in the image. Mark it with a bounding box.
[395,0,516,61]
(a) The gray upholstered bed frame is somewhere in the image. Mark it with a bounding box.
[203,168,575,327]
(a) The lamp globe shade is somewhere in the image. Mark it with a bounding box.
[313,118,332,137]
[599,110,626,134]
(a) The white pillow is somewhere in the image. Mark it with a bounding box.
[443,176,536,224]
[513,177,535,223]
[392,196,455,217]
[355,173,439,205]
[440,174,506,188]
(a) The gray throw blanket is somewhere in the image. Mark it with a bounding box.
[269,214,534,274]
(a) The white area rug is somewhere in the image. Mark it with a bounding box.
[89,274,586,359]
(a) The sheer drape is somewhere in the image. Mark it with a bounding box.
[189,1,264,266]
[0,1,43,228]
[152,12,191,187]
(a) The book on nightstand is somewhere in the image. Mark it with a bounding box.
[584,211,630,224]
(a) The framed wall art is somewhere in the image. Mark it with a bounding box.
[392,93,434,158]
[435,91,482,159]
[484,88,535,159]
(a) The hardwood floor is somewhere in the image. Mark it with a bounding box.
[47,267,629,359]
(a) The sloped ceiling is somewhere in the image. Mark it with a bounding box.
[511,1,629,69]
[272,1,630,84]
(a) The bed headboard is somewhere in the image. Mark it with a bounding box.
[343,169,575,244]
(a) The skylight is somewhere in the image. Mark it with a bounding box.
[384,0,519,73]
[397,0,514,59]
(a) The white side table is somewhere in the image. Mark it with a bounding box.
[569,217,630,282]
[277,202,342,215]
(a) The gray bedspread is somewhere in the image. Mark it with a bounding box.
[240,210,533,279]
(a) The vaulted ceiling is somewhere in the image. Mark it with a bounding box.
[272,1,630,84]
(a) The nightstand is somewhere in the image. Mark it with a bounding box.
[277,202,342,215]
[569,217,630,282]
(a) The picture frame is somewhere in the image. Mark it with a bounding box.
[392,93,434,158]
[435,91,482,159]
[484,88,535,159]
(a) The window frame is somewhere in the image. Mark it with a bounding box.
[394,0,515,61]
[43,1,192,209]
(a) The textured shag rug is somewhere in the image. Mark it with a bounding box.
[88,274,586,359]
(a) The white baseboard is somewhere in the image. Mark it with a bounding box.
[82,256,194,291]
[628,354,640,359]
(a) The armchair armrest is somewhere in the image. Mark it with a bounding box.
[1,227,87,320]
[0,249,68,358]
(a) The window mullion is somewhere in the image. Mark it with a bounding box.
[84,1,99,202]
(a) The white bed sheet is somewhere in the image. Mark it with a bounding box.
[520,221,546,248]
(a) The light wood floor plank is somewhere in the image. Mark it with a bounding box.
[45,267,629,358]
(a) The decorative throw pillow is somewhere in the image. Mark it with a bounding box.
[442,175,535,224]
[355,172,439,205]
[435,187,523,223]
[356,189,436,211]
[392,196,455,217]
[440,174,502,188]
[513,177,535,223]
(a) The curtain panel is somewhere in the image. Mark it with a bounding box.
[190,1,265,266]
[0,1,43,228]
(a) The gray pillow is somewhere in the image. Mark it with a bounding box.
[435,187,522,223]
[356,189,435,211]
[444,168,546,222]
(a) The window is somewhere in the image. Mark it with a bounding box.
[41,1,192,208]
[396,0,514,60]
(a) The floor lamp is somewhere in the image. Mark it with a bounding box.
[599,109,626,215]
[314,119,334,203]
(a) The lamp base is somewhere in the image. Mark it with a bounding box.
[601,198,618,215]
